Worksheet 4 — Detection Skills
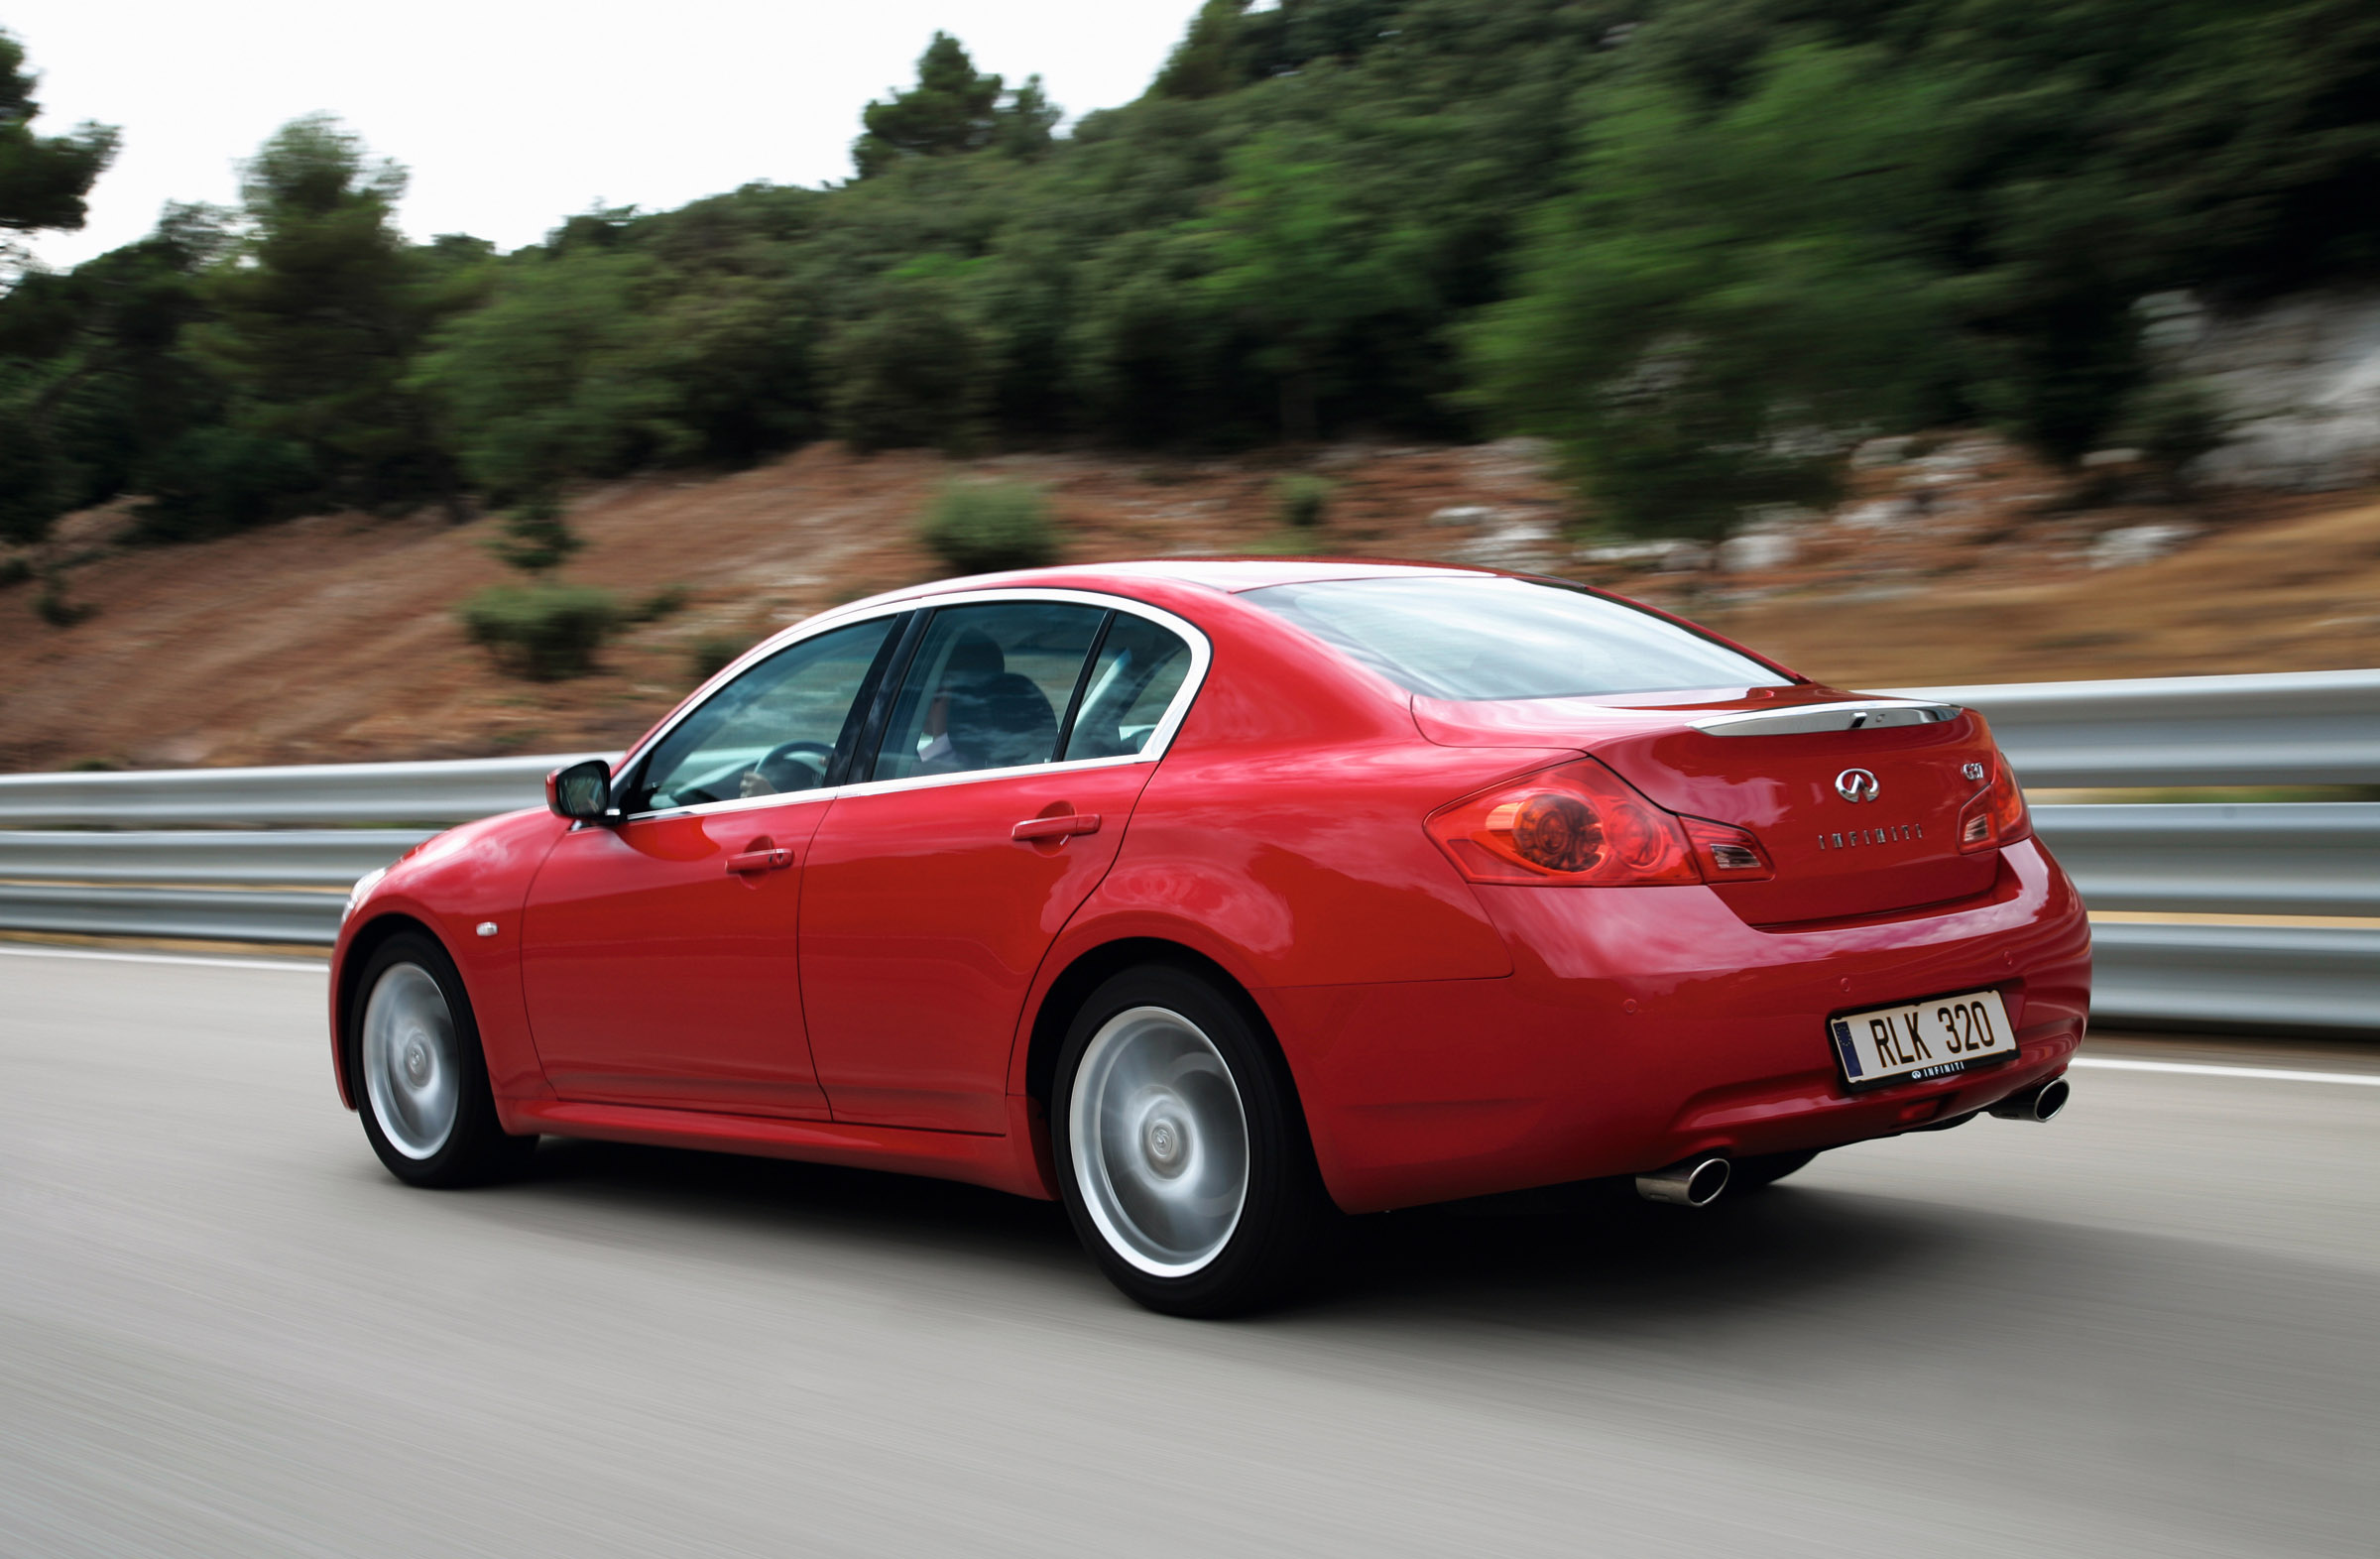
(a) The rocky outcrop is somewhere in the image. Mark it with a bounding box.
[2150,290,2380,491]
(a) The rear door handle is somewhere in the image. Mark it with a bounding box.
[1012,812,1102,842]
[726,847,795,874]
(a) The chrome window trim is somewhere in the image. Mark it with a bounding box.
[615,587,1214,822]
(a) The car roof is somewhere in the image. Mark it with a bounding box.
[835,557,1491,616]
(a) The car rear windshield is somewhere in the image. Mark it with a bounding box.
[1244,576,1791,701]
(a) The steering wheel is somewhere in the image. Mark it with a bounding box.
[747,740,835,795]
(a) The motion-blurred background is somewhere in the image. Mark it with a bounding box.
[4,0,2377,772]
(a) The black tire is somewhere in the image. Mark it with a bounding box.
[1729,1148,1820,1193]
[347,931,538,1188]
[1050,964,1334,1317]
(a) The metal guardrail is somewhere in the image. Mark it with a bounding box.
[0,755,608,829]
[2085,922,2380,1034]
[0,829,437,887]
[1887,667,2380,788]
[0,883,352,945]
[2029,803,2380,919]
[0,670,2372,1031]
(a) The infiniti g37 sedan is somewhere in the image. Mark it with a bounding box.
[331,560,2090,1314]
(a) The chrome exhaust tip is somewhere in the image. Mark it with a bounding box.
[1988,1075,2072,1124]
[1635,1155,1731,1207]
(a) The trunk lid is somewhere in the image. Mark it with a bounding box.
[1413,686,2001,923]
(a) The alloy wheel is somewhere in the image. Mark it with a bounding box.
[360,962,461,1160]
[1068,1004,1250,1276]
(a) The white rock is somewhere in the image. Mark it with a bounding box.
[1719,529,1800,572]
[2159,287,2380,491]
[2087,523,2196,569]
[1456,519,1558,566]
[1834,499,1911,530]
[1429,505,1495,527]
[1579,540,1677,564]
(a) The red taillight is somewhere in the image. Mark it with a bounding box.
[1956,728,2031,854]
[1427,759,1770,887]
[1682,814,1775,881]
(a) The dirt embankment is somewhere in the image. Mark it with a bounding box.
[4,436,2377,773]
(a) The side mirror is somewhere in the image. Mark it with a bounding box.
[546,759,614,822]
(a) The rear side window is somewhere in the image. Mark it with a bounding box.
[871,602,1108,780]
[1062,614,1193,761]
[1245,576,1789,701]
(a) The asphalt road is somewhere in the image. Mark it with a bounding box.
[4,946,2375,1558]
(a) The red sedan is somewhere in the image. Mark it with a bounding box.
[331,560,2089,1314]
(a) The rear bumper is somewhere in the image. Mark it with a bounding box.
[1261,837,2091,1213]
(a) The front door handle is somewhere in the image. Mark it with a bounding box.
[1012,812,1102,843]
[726,846,794,874]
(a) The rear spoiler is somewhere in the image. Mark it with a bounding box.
[1692,700,1963,737]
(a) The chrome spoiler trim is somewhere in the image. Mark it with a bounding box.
[1692,699,1963,737]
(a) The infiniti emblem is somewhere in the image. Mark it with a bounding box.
[1835,768,1881,803]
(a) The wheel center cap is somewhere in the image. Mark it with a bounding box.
[404,1039,429,1084]
[1143,1114,1187,1175]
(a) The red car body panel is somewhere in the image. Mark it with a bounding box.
[329,807,560,1112]
[520,794,833,1118]
[332,558,2092,1215]
[800,762,1156,1135]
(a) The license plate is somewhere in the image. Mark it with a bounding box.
[1830,990,2015,1090]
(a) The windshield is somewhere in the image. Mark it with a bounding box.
[1245,576,1790,701]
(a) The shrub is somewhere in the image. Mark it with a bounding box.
[133,426,315,541]
[457,583,623,679]
[2114,377,2227,493]
[34,569,96,628]
[1274,473,1334,529]
[483,493,584,573]
[630,584,691,623]
[917,481,1058,575]
[0,556,31,589]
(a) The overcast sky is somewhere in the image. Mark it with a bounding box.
[9,0,1209,271]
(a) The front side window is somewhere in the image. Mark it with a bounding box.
[629,617,897,811]
[1245,576,1791,701]
[870,602,1107,781]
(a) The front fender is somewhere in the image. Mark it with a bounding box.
[329,807,567,1112]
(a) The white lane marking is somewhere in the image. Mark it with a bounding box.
[0,944,325,974]
[2071,1057,2380,1088]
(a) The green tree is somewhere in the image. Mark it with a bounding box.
[853,33,1059,178]
[1200,134,1428,442]
[825,259,991,452]
[1474,45,1957,536]
[0,205,233,540]
[178,115,453,526]
[0,30,118,277]
[1152,0,1253,100]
